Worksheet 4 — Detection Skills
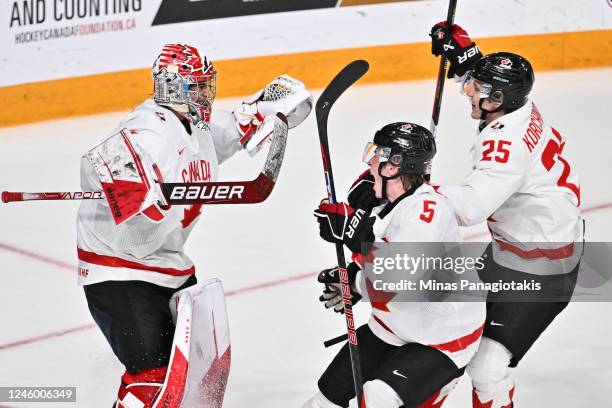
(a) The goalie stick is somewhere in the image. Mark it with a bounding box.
[316,59,369,407]
[2,113,288,206]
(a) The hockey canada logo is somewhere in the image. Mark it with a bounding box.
[499,58,513,69]
[400,123,414,132]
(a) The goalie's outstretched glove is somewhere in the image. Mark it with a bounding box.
[234,74,312,156]
[318,262,362,313]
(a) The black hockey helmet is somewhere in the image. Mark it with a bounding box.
[465,52,534,113]
[363,122,436,177]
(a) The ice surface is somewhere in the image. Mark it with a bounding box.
[1,68,611,407]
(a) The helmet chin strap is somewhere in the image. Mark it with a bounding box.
[478,97,504,121]
[378,163,402,201]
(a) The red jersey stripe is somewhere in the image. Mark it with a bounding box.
[77,248,195,276]
[495,239,574,260]
[372,315,395,334]
[429,323,484,353]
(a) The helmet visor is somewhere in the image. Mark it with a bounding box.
[461,71,492,99]
[362,142,391,164]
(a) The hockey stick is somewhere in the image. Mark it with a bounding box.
[429,0,458,138]
[316,59,369,406]
[163,113,288,204]
[2,113,288,206]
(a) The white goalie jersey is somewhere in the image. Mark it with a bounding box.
[76,99,242,288]
[359,184,486,368]
[438,100,582,275]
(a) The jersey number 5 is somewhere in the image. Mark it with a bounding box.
[420,200,436,223]
[541,128,580,205]
[481,140,511,163]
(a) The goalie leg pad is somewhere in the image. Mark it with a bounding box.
[169,278,231,408]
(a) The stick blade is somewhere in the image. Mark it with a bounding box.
[315,60,369,117]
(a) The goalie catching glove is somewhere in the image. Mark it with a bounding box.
[235,74,312,156]
[318,262,362,313]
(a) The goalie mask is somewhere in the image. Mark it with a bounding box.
[152,44,217,128]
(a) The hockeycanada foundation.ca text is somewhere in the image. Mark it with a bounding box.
[372,279,543,293]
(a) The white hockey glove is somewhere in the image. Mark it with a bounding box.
[234,74,312,157]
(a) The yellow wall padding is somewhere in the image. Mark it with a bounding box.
[1,30,610,127]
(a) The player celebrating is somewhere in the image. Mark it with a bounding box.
[305,123,486,408]
[429,23,582,407]
[76,44,311,407]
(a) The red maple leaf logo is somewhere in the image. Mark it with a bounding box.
[364,277,396,312]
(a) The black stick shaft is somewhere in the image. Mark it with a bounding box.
[430,0,458,137]
[315,60,369,406]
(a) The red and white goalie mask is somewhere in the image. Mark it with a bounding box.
[152,44,217,128]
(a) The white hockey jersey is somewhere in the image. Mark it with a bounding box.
[439,100,582,275]
[359,183,486,368]
[76,99,242,288]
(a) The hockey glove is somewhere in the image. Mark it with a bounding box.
[234,74,312,157]
[347,169,381,212]
[314,200,375,254]
[234,101,277,157]
[318,262,362,313]
[430,22,483,78]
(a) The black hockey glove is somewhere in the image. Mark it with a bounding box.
[314,200,375,254]
[318,262,362,313]
[430,22,483,78]
[347,169,382,212]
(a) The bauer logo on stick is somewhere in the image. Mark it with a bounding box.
[168,184,245,202]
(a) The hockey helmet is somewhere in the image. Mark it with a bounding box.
[152,44,217,127]
[363,122,436,177]
[462,52,534,113]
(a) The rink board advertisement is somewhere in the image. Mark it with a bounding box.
[1,0,611,126]
[150,0,415,25]
[2,0,611,86]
